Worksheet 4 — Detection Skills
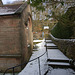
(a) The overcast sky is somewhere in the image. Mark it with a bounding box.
[2,0,27,4]
[2,0,16,4]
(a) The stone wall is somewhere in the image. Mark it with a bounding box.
[49,34,75,60]
[0,14,21,72]
[20,4,33,66]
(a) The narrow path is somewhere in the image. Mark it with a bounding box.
[19,39,48,75]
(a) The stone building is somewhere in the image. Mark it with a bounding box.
[0,2,33,72]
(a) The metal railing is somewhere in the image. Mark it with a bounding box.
[3,39,48,75]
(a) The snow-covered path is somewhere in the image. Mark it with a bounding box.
[46,40,75,75]
[47,68,75,75]
[18,39,48,75]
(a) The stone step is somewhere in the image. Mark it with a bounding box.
[45,38,51,40]
[47,46,58,49]
[47,49,69,60]
[47,62,70,68]
[47,59,69,63]
[47,46,58,48]
[45,40,53,42]
[46,43,57,47]
[46,41,53,43]
[45,40,52,43]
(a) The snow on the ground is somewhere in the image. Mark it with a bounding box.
[48,49,69,60]
[18,39,48,75]
[47,43,56,46]
[46,40,52,42]
[1,39,75,75]
[47,68,75,75]
[33,40,44,42]
[47,62,70,65]
[18,39,75,75]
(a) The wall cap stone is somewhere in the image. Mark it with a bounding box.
[50,34,75,42]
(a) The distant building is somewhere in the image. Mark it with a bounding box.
[0,2,33,72]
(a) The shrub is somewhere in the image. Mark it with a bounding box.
[51,6,75,39]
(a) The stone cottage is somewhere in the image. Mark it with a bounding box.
[0,2,33,72]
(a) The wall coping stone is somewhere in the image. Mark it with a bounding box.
[49,34,75,42]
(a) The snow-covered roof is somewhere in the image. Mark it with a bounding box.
[0,7,15,15]
[0,3,27,16]
[0,4,21,15]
